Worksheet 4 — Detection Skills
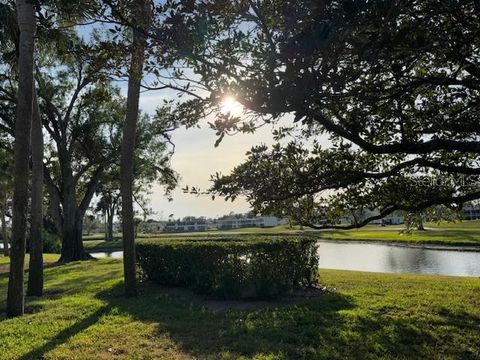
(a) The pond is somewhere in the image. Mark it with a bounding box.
[89,241,480,277]
[316,240,480,277]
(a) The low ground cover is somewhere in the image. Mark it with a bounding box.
[1,258,479,359]
[0,254,60,273]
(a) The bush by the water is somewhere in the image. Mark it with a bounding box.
[43,232,62,253]
[136,237,319,299]
[26,231,61,254]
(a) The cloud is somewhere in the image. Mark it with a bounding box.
[136,93,330,219]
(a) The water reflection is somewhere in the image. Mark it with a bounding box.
[317,241,480,277]
[89,242,480,277]
[90,251,123,259]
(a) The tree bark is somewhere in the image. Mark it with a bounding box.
[1,194,9,257]
[107,206,114,241]
[27,93,44,297]
[120,0,151,297]
[57,197,91,263]
[7,0,36,318]
[104,212,107,240]
[45,164,100,263]
[417,214,425,231]
[56,155,93,263]
[58,169,77,262]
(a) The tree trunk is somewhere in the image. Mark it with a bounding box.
[27,93,44,297]
[417,214,425,231]
[7,0,36,318]
[1,194,9,257]
[120,0,151,297]
[107,207,114,241]
[45,160,100,263]
[58,208,90,262]
[57,187,90,262]
[104,212,107,240]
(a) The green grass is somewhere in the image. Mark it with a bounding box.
[83,240,123,252]
[319,221,480,246]
[0,254,60,272]
[223,221,480,246]
[1,259,479,359]
[83,220,480,252]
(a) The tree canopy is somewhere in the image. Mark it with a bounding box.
[156,0,480,227]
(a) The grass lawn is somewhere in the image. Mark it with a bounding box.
[319,224,480,246]
[0,259,479,359]
[83,220,480,252]
[0,254,60,273]
[83,240,123,252]
[226,221,480,246]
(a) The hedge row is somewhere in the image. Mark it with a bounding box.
[136,237,319,299]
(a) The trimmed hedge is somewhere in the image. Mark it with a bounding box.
[136,237,319,299]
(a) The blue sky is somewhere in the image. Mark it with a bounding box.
[74,21,286,219]
[75,22,295,220]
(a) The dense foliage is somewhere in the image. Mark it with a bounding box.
[157,0,480,228]
[136,237,319,299]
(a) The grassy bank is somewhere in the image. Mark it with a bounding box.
[1,258,479,359]
[319,224,480,246]
[83,240,123,252]
[0,254,60,273]
[83,220,480,252]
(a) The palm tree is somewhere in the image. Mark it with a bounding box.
[0,149,13,257]
[1,0,43,294]
[120,0,151,297]
[27,93,44,297]
[7,0,36,317]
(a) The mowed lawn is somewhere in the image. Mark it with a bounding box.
[319,221,480,246]
[0,254,60,273]
[83,220,480,252]
[0,257,479,359]
[226,220,480,246]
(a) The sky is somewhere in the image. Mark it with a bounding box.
[136,90,279,220]
[75,24,268,219]
[76,24,288,220]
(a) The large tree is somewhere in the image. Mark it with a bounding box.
[0,0,43,296]
[6,0,36,317]
[1,17,178,266]
[38,61,124,262]
[96,113,178,242]
[118,0,152,297]
[159,0,480,228]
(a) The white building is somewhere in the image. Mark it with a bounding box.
[339,209,404,225]
[217,216,287,229]
[140,220,167,233]
[163,220,208,232]
[373,211,404,225]
[462,204,480,220]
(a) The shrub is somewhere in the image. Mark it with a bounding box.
[43,232,61,253]
[136,237,319,299]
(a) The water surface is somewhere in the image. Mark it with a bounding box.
[317,240,480,277]
[89,241,480,277]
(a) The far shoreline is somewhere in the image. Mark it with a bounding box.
[82,232,480,253]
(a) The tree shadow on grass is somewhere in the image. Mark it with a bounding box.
[90,282,357,358]
[16,306,112,360]
[93,283,364,358]
[94,280,479,359]
[4,264,478,359]
[0,260,120,321]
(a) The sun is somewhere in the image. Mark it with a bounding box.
[220,96,243,117]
